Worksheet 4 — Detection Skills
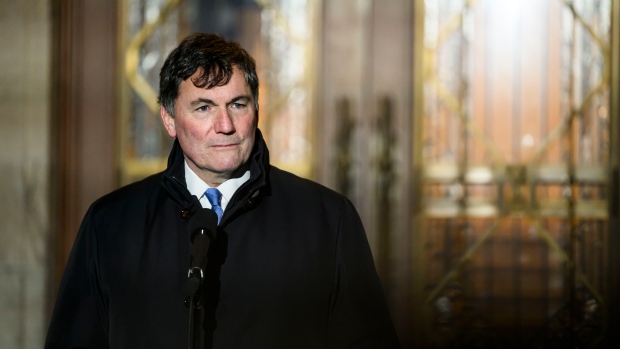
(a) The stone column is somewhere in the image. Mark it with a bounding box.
[0,0,51,347]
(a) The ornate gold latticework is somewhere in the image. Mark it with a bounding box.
[418,0,613,346]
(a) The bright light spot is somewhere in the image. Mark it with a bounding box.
[141,51,159,71]
[146,5,160,23]
[521,134,534,147]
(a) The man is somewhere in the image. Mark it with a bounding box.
[46,33,399,348]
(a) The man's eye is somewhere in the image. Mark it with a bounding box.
[197,105,208,112]
[231,103,245,109]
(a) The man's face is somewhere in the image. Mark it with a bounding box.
[161,66,257,186]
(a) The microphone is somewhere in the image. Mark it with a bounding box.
[188,208,218,294]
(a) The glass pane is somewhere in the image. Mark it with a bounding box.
[420,0,611,346]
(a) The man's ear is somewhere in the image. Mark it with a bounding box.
[161,105,177,138]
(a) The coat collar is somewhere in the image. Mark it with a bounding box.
[160,129,270,220]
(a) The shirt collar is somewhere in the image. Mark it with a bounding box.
[184,160,250,211]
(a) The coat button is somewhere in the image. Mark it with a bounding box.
[180,210,190,219]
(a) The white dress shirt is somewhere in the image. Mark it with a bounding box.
[184,160,251,212]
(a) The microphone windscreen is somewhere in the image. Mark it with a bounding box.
[189,208,218,242]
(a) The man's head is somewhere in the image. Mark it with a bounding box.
[159,33,259,116]
[159,33,259,187]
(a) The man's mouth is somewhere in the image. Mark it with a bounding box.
[211,142,238,148]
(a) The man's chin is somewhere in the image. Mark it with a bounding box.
[207,163,243,177]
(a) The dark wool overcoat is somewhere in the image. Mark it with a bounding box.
[45,130,399,349]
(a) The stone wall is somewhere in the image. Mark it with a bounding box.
[0,0,51,347]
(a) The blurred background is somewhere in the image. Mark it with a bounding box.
[1,0,619,348]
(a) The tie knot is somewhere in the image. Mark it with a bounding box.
[205,188,222,206]
[205,188,224,225]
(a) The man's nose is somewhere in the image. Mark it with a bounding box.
[213,109,235,134]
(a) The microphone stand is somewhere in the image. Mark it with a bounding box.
[188,266,205,349]
[186,209,218,349]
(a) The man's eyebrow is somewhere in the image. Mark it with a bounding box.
[190,98,215,107]
[189,96,252,107]
[228,95,252,104]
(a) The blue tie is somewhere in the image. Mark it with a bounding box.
[205,188,224,225]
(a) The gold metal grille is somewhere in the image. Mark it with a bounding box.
[416,0,613,347]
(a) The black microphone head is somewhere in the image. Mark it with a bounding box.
[189,208,218,243]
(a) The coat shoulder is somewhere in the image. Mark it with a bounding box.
[89,171,165,214]
[266,166,358,219]
[269,166,345,202]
